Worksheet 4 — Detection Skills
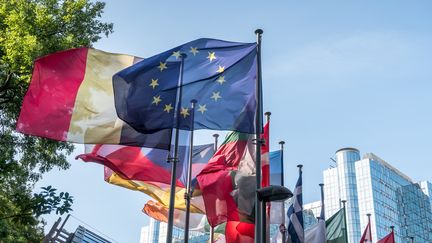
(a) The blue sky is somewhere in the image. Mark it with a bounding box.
[38,1,432,242]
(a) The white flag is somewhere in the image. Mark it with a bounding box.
[304,219,326,243]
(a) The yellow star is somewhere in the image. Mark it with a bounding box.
[216,76,226,85]
[211,91,222,101]
[152,95,162,105]
[190,47,199,56]
[149,78,159,89]
[180,107,190,118]
[207,51,216,62]
[216,65,225,73]
[172,51,181,59]
[164,103,173,113]
[198,104,207,114]
[158,61,167,72]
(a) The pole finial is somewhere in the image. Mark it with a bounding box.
[390,226,395,231]
[180,53,187,59]
[279,141,285,145]
[367,213,371,217]
[297,164,303,169]
[319,183,324,187]
[213,134,219,138]
[264,111,271,116]
[255,29,263,34]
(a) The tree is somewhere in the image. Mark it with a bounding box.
[0,0,113,241]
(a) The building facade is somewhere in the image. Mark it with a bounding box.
[140,218,208,243]
[420,180,432,211]
[322,148,432,242]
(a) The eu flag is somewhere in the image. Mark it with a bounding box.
[113,38,257,134]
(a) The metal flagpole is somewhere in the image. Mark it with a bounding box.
[341,200,348,242]
[254,28,264,243]
[279,141,287,243]
[390,225,395,237]
[209,133,219,243]
[319,184,325,220]
[184,99,197,243]
[213,133,219,151]
[167,53,187,243]
[262,111,270,243]
[367,213,371,242]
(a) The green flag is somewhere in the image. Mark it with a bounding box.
[325,208,348,243]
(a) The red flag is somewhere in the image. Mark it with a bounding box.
[197,121,270,242]
[225,221,254,243]
[360,221,372,243]
[377,230,395,243]
[196,132,251,227]
[261,122,270,187]
[77,143,214,187]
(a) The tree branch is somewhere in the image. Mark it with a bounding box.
[0,212,33,221]
[0,71,13,93]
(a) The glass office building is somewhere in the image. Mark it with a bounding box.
[322,148,432,242]
[68,225,111,243]
[140,218,209,243]
[420,180,432,211]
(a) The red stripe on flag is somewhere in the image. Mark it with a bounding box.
[78,145,183,186]
[225,221,254,243]
[16,48,88,140]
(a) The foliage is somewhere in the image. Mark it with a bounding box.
[0,0,113,241]
[33,186,74,216]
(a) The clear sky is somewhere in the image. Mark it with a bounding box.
[38,1,432,242]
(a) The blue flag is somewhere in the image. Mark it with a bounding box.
[269,150,283,186]
[287,168,304,243]
[113,38,257,134]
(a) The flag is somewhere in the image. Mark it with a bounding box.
[77,142,214,187]
[103,168,205,213]
[304,219,326,243]
[377,230,395,243]
[269,150,283,186]
[262,122,270,187]
[360,221,372,243]
[287,168,304,243]
[326,208,348,243]
[304,194,326,243]
[142,200,205,230]
[113,38,257,134]
[269,150,284,224]
[225,221,254,243]
[16,48,172,148]
[261,122,271,239]
[196,132,254,227]
[142,200,226,233]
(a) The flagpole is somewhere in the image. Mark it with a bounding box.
[390,225,394,239]
[184,99,197,243]
[341,200,348,243]
[254,28,264,243]
[167,53,187,243]
[319,183,325,220]
[209,133,219,243]
[279,141,286,243]
[213,133,219,151]
[367,213,371,242]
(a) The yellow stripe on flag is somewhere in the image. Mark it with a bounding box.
[68,49,135,143]
[106,172,205,214]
